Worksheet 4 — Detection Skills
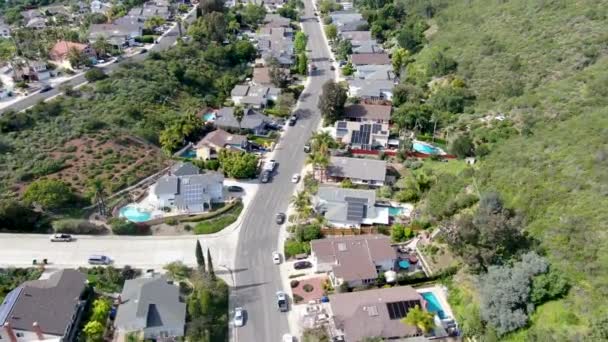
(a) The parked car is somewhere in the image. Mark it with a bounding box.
[330,65,335,70]
[260,170,271,183]
[88,255,111,265]
[283,334,294,342]
[139,48,148,54]
[288,115,297,126]
[276,291,288,312]
[228,185,244,192]
[234,307,244,327]
[276,213,286,224]
[50,233,73,242]
[272,251,281,265]
[291,174,300,183]
[40,85,52,93]
[303,144,311,153]
[293,261,312,270]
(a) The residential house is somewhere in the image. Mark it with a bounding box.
[114,275,186,339]
[230,84,280,108]
[350,53,391,66]
[152,162,224,213]
[329,10,367,32]
[263,14,291,28]
[328,286,427,341]
[257,26,294,66]
[252,66,289,86]
[335,120,389,150]
[352,40,383,54]
[12,60,52,81]
[344,103,392,124]
[89,18,144,46]
[263,0,286,11]
[214,107,271,135]
[340,30,372,42]
[49,40,96,68]
[311,235,396,287]
[25,17,47,29]
[194,129,248,160]
[129,3,171,20]
[353,64,394,81]
[313,186,389,228]
[91,0,113,14]
[0,269,88,341]
[327,156,387,186]
[0,19,11,38]
[347,78,394,101]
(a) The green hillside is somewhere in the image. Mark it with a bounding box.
[397,0,608,340]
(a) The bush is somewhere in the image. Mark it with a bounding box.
[303,284,314,292]
[52,219,106,234]
[294,224,322,242]
[284,238,310,258]
[293,294,304,303]
[290,280,300,288]
[135,35,155,43]
[108,217,138,235]
[84,68,107,82]
[193,201,243,234]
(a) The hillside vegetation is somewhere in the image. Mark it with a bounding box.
[397,0,608,340]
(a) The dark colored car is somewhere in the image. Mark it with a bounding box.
[228,186,244,192]
[293,261,312,270]
[140,48,148,54]
[260,170,271,183]
[330,65,335,70]
[276,213,286,225]
[288,115,297,126]
[40,85,53,93]
[303,144,311,153]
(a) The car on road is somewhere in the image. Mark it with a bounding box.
[283,334,294,342]
[288,115,297,126]
[228,185,244,192]
[272,251,281,264]
[293,260,312,270]
[314,11,318,16]
[88,255,111,265]
[291,173,300,183]
[304,143,311,153]
[276,291,288,312]
[233,307,244,327]
[260,170,271,183]
[50,233,73,242]
[139,48,148,54]
[276,212,286,224]
[40,85,52,93]
[330,65,335,70]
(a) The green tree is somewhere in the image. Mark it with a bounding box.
[269,58,290,88]
[88,178,107,216]
[296,52,308,75]
[240,3,266,28]
[68,47,91,69]
[341,62,354,76]
[233,106,244,133]
[92,36,111,57]
[336,39,352,60]
[324,24,338,41]
[0,200,43,232]
[144,16,166,30]
[206,248,215,279]
[294,31,308,54]
[23,179,74,210]
[449,135,475,158]
[108,218,137,235]
[290,191,312,224]
[402,305,435,333]
[317,80,347,124]
[217,150,259,178]
[340,179,354,188]
[196,240,206,271]
[91,298,111,323]
[392,48,411,75]
[85,68,107,82]
[276,92,296,116]
[83,320,104,342]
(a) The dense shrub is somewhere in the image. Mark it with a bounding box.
[52,219,106,234]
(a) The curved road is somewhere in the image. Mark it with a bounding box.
[0,9,197,115]
[232,1,334,340]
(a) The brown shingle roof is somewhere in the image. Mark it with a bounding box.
[344,104,392,122]
[350,53,391,65]
[195,129,247,149]
[311,235,396,282]
[329,286,423,341]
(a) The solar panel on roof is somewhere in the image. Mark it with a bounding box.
[337,121,348,129]
[372,124,382,134]
[386,300,421,320]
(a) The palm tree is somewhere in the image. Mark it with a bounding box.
[309,131,335,151]
[89,178,107,216]
[290,191,312,224]
[93,36,111,58]
[402,305,435,334]
[233,106,245,134]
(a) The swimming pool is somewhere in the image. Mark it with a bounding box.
[180,148,197,159]
[119,205,152,223]
[389,207,404,216]
[413,142,440,155]
[421,292,446,319]
[202,112,216,122]
[399,260,410,269]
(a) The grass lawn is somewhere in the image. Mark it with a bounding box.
[421,159,469,176]
[194,202,243,234]
[249,135,277,148]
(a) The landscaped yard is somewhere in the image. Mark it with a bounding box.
[193,201,244,234]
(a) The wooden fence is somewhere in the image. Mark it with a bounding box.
[321,226,389,236]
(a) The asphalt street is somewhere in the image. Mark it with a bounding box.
[231,2,334,341]
[0,9,196,115]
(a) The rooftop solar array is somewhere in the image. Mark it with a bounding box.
[345,196,368,222]
[386,300,421,320]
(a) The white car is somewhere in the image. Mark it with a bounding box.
[283,334,294,342]
[272,251,281,265]
[291,174,300,183]
[234,307,244,327]
[50,233,73,242]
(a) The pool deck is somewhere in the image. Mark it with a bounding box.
[416,285,455,320]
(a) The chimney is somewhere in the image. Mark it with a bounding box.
[32,322,44,340]
[3,322,18,342]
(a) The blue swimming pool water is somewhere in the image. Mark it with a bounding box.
[181,148,197,159]
[413,142,439,155]
[421,292,446,319]
[389,207,404,216]
[399,260,410,269]
[119,205,152,223]
[203,112,216,121]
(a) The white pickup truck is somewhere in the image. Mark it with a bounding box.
[262,159,276,172]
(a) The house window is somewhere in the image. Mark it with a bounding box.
[16,333,24,337]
